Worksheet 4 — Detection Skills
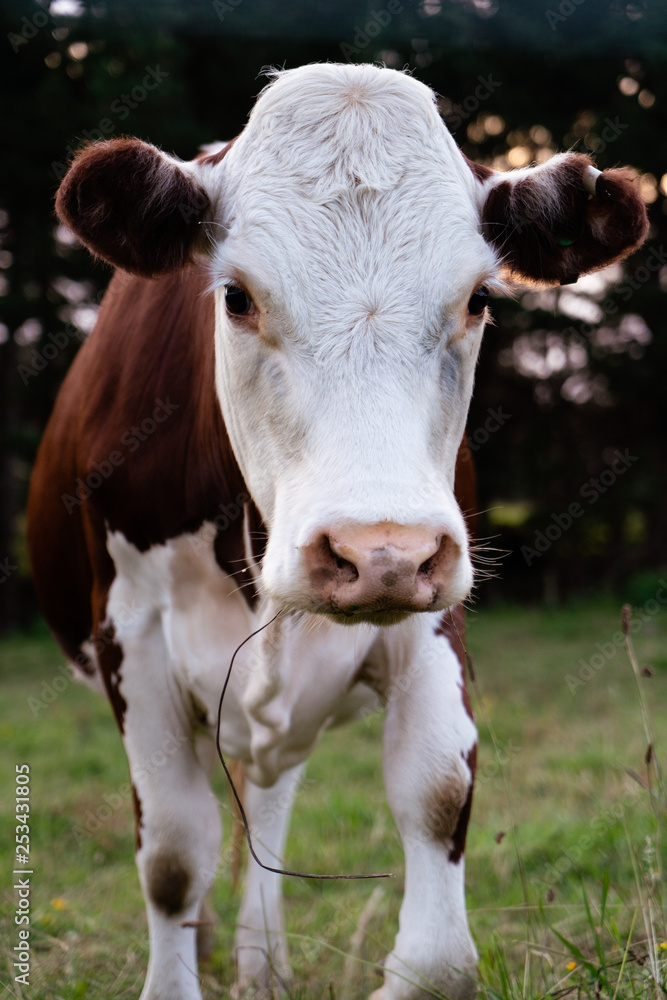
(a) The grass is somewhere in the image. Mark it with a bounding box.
[0,595,665,999]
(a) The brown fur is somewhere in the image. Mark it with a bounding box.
[26,266,256,717]
[132,784,143,852]
[55,139,211,278]
[145,850,192,916]
[473,152,648,285]
[449,745,477,864]
[430,435,478,862]
[425,742,476,856]
[463,155,494,184]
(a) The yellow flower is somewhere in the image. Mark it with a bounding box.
[50,897,67,910]
[659,942,667,951]
[566,961,577,972]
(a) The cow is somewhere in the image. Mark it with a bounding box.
[27,63,648,1000]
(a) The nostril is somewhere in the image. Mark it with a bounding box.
[418,535,453,580]
[336,555,359,580]
[324,537,359,581]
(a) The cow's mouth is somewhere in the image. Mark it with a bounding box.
[325,607,412,627]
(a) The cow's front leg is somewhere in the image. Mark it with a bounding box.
[233,763,306,998]
[101,625,222,1000]
[370,616,478,1000]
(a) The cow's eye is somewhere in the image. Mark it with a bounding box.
[225,285,253,316]
[468,287,489,316]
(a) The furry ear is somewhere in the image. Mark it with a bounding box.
[468,152,649,285]
[55,138,211,278]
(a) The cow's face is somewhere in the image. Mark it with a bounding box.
[208,66,495,621]
[55,63,648,623]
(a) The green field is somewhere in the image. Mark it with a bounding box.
[1,597,666,999]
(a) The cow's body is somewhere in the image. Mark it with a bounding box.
[28,64,647,1000]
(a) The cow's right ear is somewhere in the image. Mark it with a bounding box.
[55,138,211,278]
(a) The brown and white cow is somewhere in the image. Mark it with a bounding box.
[28,64,647,1000]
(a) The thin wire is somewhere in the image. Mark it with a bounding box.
[215,611,394,881]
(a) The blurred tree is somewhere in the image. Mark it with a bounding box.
[0,0,665,629]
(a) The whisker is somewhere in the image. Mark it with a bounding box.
[229,579,261,598]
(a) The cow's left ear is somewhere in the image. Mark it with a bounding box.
[469,152,649,285]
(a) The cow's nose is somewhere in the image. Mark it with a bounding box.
[304,522,461,616]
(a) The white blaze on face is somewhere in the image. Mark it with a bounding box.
[207,64,500,617]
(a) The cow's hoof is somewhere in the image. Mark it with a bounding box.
[367,972,477,1000]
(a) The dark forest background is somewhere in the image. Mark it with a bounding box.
[1,0,665,632]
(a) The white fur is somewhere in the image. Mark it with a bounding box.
[195,65,499,611]
[105,521,476,999]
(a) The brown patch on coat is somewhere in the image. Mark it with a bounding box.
[433,434,477,716]
[427,744,476,851]
[131,783,143,852]
[435,604,473,724]
[97,624,128,733]
[27,379,98,670]
[463,155,494,183]
[453,435,478,541]
[27,263,259,681]
[432,437,477,860]
[146,850,192,916]
[481,153,648,285]
[449,744,477,864]
[55,138,211,278]
[70,268,250,557]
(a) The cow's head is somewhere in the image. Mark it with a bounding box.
[56,64,648,625]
